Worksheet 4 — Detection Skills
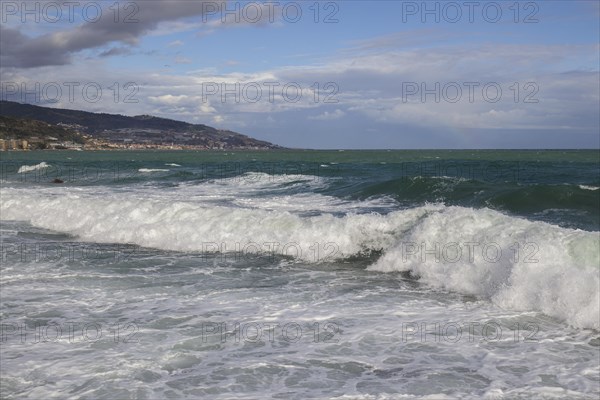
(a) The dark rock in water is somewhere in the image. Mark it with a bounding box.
[52,179,64,184]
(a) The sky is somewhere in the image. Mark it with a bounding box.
[0,0,599,149]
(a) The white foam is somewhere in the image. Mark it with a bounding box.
[170,172,395,214]
[17,162,50,173]
[174,172,333,205]
[138,168,169,173]
[165,163,181,167]
[0,186,435,261]
[206,172,326,189]
[579,185,599,191]
[368,206,600,329]
[1,185,599,329]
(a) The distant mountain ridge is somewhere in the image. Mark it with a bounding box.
[0,101,280,149]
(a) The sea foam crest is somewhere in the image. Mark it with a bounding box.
[368,206,600,329]
[138,168,170,173]
[1,186,598,329]
[17,162,50,173]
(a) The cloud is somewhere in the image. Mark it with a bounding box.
[1,28,597,147]
[0,0,215,68]
[0,0,291,68]
[309,109,346,120]
[6,40,597,133]
[98,47,132,58]
[148,94,190,105]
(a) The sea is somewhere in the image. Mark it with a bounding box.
[0,150,599,399]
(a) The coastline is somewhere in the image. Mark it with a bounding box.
[0,147,285,151]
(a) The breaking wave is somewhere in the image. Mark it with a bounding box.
[1,183,598,329]
[17,162,51,173]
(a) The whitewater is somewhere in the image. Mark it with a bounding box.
[1,150,599,399]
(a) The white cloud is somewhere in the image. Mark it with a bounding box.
[309,109,346,120]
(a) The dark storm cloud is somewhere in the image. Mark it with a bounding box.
[0,0,215,68]
[0,25,71,68]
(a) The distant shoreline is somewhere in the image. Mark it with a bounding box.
[1,148,597,153]
[0,101,282,151]
[0,147,289,152]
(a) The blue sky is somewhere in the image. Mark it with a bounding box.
[1,0,599,148]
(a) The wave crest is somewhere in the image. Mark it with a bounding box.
[17,162,50,173]
[1,188,598,329]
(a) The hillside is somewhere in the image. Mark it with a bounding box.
[0,116,85,149]
[0,101,280,150]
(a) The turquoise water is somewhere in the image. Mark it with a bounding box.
[1,150,599,398]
